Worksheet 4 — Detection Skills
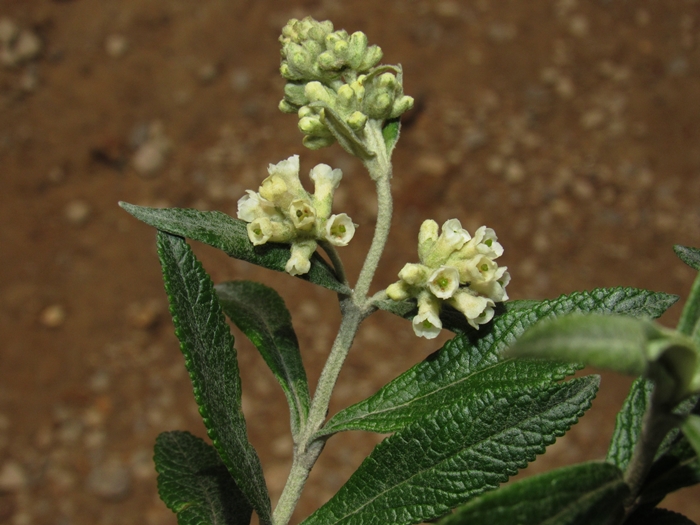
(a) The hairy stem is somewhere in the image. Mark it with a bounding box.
[271,120,394,525]
[319,240,349,288]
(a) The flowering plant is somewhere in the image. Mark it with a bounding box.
[121,17,700,525]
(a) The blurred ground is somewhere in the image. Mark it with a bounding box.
[1,0,700,524]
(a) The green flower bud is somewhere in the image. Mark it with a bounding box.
[347,32,369,69]
[390,95,415,119]
[346,111,368,131]
[299,116,330,136]
[357,45,383,71]
[279,99,298,114]
[304,81,334,104]
[303,135,336,150]
[284,82,309,107]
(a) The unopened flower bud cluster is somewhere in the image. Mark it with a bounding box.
[387,219,511,339]
[237,155,355,276]
[278,17,414,150]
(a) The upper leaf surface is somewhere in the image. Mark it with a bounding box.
[324,288,669,435]
[674,245,700,272]
[155,431,253,525]
[437,461,627,525]
[157,232,271,523]
[215,280,310,437]
[121,202,349,294]
[606,376,653,470]
[302,376,600,525]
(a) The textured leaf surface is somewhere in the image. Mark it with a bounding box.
[155,431,253,525]
[324,288,668,435]
[302,376,600,525]
[682,414,700,458]
[508,314,658,376]
[215,281,310,437]
[675,245,700,272]
[607,377,653,470]
[121,202,349,294]
[157,232,271,523]
[437,461,627,525]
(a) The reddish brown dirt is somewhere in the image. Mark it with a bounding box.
[2,1,700,524]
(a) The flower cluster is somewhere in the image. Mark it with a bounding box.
[237,155,356,276]
[386,219,510,339]
[277,17,414,150]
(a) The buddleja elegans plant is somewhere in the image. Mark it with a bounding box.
[120,17,700,525]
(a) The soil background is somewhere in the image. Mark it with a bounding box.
[2,0,700,524]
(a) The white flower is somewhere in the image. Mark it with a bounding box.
[285,240,317,276]
[310,163,342,200]
[246,217,294,246]
[386,280,412,301]
[427,266,460,299]
[418,219,439,264]
[310,163,343,220]
[449,289,495,329]
[237,190,277,222]
[324,213,356,246]
[260,155,307,208]
[289,199,317,231]
[454,226,504,260]
[398,263,428,286]
[470,268,511,302]
[442,219,471,250]
[461,254,498,284]
[412,291,442,339]
[423,219,471,267]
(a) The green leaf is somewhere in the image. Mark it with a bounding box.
[437,461,627,525]
[301,376,600,525]
[509,314,699,405]
[157,232,271,523]
[607,377,654,470]
[674,245,700,272]
[382,118,401,156]
[508,314,657,375]
[155,431,253,525]
[324,289,669,436]
[120,202,349,295]
[215,281,310,438]
[682,414,700,459]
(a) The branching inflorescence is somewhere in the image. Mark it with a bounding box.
[121,15,700,525]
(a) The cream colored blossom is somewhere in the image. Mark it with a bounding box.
[285,240,317,276]
[325,213,355,246]
[412,291,442,340]
[427,266,460,299]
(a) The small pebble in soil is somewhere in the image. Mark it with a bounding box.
[64,200,91,226]
[0,461,27,491]
[132,122,170,177]
[86,460,131,501]
[0,19,42,67]
[125,299,163,329]
[104,34,129,58]
[40,304,66,328]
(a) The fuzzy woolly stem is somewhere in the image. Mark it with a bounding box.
[271,120,394,525]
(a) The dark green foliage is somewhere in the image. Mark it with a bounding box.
[437,462,627,525]
[157,232,271,523]
[325,288,674,436]
[216,281,310,437]
[120,202,349,294]
[154,431,253,525]
[301,377,600,525]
